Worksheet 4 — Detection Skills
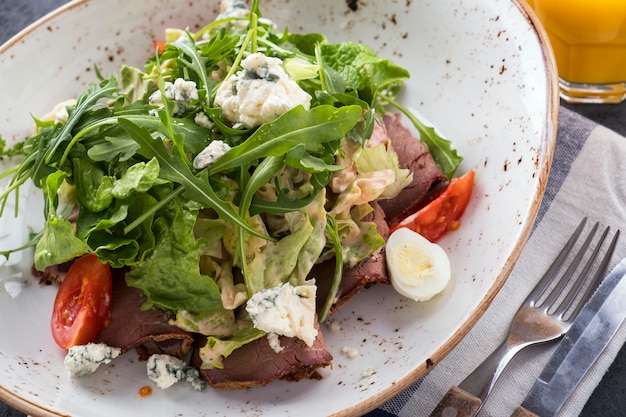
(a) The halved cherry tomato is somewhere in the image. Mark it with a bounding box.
[50,254,113,349]
[390,170,475,242]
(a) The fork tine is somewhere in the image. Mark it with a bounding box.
[526,217,588,306]
[563,229,620,321]
[540,221,600,310]
[549,225,610,316]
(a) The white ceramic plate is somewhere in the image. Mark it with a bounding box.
[0,0,557,416]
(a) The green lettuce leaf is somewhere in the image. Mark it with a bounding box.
[34,217,91,271]
[246,194,326,294]
[335,204,384,268]
[72,158,114,213]
[170,309,237,337]
[125,197,223,315]
[320,42,409,105]
[355,143,412,199]
[199,326,265,369]
[111,157,163,198]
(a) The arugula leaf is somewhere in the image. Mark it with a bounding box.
[72,158,114,212]
[0,136,27,157]
[117,118,267,240]
[285,143,343,173]
[384,95,463,178]
[238,155,284,219]
[205,104,362,175]
[196,28,240,69]
[40,75,119,177]
[172,32,216,108]
[87,136,140,162]
[249,168,332,216]
[74,114,212,158]
[319,214,343,322]
[0,126,59,215]
[235,155,284,289]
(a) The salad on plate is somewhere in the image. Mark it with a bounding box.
[0,0,474,391]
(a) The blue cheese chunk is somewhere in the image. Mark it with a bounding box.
[149,78,199,116]
[193,140,232,169]
[214,52,312,128]
[64,343,121,377]
[266,332,284,353]
[146,354,206,391]
[245,283,318,346]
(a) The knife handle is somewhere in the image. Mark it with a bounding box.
[511,406,539,417]
[428,386,482,417]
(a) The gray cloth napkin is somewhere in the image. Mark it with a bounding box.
[371,106,626,417]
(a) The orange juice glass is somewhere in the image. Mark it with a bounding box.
[527,0,626,103]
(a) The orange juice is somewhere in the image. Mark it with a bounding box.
[527,0,626,102]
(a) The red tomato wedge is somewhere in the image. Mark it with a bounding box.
[390,170,475,242]
[50,254,113,349]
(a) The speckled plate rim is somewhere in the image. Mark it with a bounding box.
[0,0,560,416]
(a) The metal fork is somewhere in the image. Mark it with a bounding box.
[429,217,620,417]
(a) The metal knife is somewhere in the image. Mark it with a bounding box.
[511,257,626,417]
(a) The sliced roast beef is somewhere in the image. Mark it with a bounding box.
[95,269,194,360]
[313,246,388,315]
[314,201,389,314]
[378,112,447,223]
[197,320,332,389]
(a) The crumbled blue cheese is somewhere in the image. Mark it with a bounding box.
[326,319,342,332]
[64,343,121,377]
[245,283,318,346]
[193,140,232,169]
[149,78,199,116]
[194,111,214,129]
[146,354,206,391]
[2,276,26,298]
[266,332,284,353]
[362,366,376,378]
[341,346,359,359]
[214,52,312,128]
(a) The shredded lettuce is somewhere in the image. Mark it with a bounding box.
[355,143,412,199]
[199,326,265,370]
